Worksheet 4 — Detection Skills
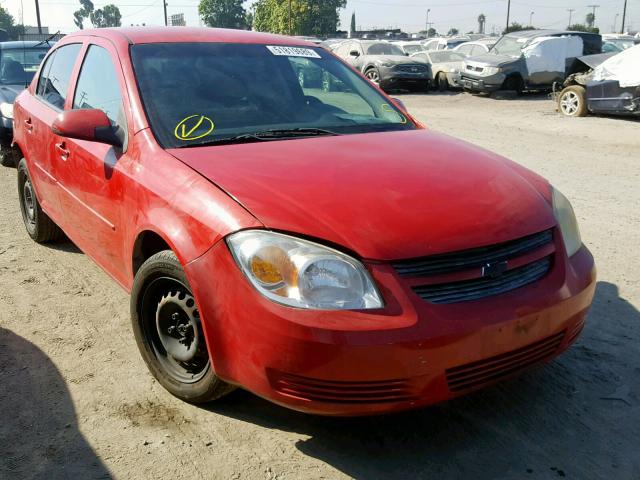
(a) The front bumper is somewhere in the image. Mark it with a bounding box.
[186,239,596,416]
[460,73,505,92]
[378,66,430,90]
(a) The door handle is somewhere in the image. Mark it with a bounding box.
[55,142,70,161]
[24,118,33,132]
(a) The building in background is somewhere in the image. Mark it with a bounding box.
[170,13,186,26]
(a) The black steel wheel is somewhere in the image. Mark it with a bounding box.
[131,250,236,403]
[17,158,63,243]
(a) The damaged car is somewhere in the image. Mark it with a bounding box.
[460,30,601,94]
[555,44,640,117]
[411,50,465,91]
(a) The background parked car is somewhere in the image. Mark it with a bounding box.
[454,38,497,57]
[460,30,602,95]
[411,50,465,91]
[0,41,54,166]
[333,39,430,91]
[421,36,471,51]
[555,44,640,117]
[394,41,425,56]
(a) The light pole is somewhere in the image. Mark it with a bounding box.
[614,13,619,32]
[529,11,534,27]
[567,8,574,28]
[34,0,42,34]
[505,0,511,32]
[621,0,628,33]
[426,9,431,37]
[163,0,168,26]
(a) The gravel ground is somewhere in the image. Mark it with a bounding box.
[1,92,638,480]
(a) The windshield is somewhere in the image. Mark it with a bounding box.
[0,47,50,85]
[429,51,465,63]
[131,43,414,149]
[364,43,404,56]
[403,44,424,54]
[446,40,469,49]
[491,36,525,57]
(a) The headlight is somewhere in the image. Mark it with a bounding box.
[227,230,384,310]
[479,66,500,76]
[0,102,13,119]
[552,188,582,257]
[380,61,394,67]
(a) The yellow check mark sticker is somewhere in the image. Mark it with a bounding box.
[381,104,407,124]
[174,115,215,141]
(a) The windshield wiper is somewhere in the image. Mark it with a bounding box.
[178,128,340,148]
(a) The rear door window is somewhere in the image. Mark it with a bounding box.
[36,43,82,110]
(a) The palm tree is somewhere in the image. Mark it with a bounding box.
[586,12,595,28]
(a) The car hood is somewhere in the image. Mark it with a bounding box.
[366,55,422,65]
[432,61,464,71]
[466,53,518,67]
[168,130,555,261]
[0,84,26,103]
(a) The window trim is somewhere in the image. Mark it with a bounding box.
[35,42,83,112]
[72,43,129,151]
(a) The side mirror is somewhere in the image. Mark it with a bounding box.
[390,97,407,111]
[51,109,123,148]
[349,50,360,57]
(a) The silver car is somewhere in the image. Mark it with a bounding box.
[333,40,431,92]
[411,50,465,91]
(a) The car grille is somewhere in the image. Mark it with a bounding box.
[413,257,551,304]
[393,229,554,304]
[396,64,428,73]
[445,331,565,392]
[269,371,419,404]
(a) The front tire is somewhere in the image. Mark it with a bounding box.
[130,250,236,403]
[17,158,63,243]
[558,85,588,117]
[436,73,449,92]
[364,67,381,86]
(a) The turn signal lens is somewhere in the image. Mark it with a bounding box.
[227,230,384,310]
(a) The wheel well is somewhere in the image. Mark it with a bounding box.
[132,231,171,276]
[503,73,523,88]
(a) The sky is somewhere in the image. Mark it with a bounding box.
[2,0,638,35]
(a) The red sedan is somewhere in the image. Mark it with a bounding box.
[12,27,595,415]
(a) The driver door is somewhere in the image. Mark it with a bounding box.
[52,39,132,280]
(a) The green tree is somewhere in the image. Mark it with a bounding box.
[427,27,437,37]
[199,0,247,29]
[585,13,595,28]
[447,27,459,36]
[568,23,599,33]
[90,4,122,27]
[0,6,26,39]
[73,0,94,29]
[503,22,535,34]
[254,0,346,36]
[350,11,356,34]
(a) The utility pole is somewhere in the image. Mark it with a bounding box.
[505,0,511,32]
[587,5,599,29]
[163,0,168,26]
[567,8,574,28]
[34,0,42,34]
[426,8,430,35]
[288,0,292,35]
[621,0,628,33]
[529,11,534,27]
[613,13,619,32]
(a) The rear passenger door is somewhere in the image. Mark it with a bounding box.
[19,43,82,222]
[53,40,131,275]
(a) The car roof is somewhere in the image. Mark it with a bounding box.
[64,27,313,47]
[505,29,599,39]
[0,40,52,49]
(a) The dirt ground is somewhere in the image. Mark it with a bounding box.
[1,92,639,480]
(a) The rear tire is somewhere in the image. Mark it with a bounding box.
[131,250,236,404]
[558,85,588,117]
[17,158,63,243]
